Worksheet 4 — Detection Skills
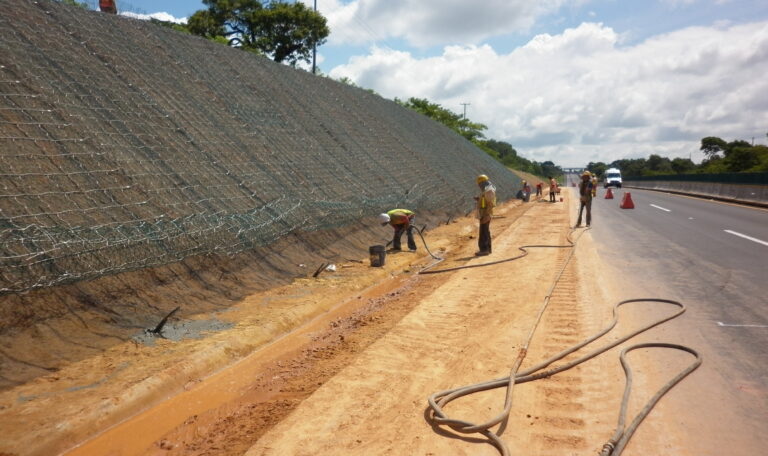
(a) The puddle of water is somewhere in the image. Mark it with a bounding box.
[132,318,234,346]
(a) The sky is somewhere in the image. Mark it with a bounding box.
[112,0,768,168]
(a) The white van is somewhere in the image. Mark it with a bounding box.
[603,168,622,188]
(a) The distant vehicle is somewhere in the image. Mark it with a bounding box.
[603,168,622,188]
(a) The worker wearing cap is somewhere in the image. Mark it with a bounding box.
[474,174,496,256]
[576,171,593,227]
[378,209,416,251]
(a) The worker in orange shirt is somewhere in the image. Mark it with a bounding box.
[549,176,558,202]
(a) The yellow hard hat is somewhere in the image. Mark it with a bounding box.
[582,171,591,177]
[476,174,489,184]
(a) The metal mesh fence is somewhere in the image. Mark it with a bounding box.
[0,0,519,294]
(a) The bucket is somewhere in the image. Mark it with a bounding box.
[369,245,386,267]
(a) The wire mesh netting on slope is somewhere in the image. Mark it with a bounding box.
[0,0,520,295]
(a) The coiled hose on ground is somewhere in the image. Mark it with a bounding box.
[416,226,702,455]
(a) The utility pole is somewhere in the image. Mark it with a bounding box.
[312,0,317,75]
[460,102,470,119]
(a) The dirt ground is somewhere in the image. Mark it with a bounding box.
[0,180,702,456]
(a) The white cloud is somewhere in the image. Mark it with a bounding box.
[120,11,187,24]
[318,0,576,47]
[329,21,768,167]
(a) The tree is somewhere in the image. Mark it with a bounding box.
[188,0,329,65]
[646,154,674,175]
[482,140,517,161]
[724,145,759,172]
[700,136,727,159]
[586,161,607,179]
[610,158,648,178]
[671,157,695,174]
[395,97,487,142]
[540,160,562,178]
[724,140,752,157]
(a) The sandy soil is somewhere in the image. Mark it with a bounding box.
[0,184,703,456]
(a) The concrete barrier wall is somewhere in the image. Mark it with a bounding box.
[624,180,768,207]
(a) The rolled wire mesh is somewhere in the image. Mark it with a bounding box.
[0,0,520,294]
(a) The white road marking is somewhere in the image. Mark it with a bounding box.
[650,204,671,212]
[717,321,768,328]
[724,230,768,247]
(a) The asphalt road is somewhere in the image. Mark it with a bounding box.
[573,179,768,455]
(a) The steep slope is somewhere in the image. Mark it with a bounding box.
[0,0,520,387]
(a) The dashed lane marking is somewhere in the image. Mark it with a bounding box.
[650,204,671,212]
[724,229,768,247]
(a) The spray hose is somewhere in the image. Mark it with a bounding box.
[420,226,702,455]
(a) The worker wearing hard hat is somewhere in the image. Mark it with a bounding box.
[474,174,496,256]
[576,171,593,227]
[591,174,598,198]
[378,209,417,251]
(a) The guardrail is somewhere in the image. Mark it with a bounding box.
[623,173,768,208]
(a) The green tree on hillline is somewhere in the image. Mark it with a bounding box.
[392,98,549,175]
[395,97,488,142]
[188,0,329,65]
[483,139,517,161]
[55,0,88,8]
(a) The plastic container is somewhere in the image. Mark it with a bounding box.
[369,245,386,267]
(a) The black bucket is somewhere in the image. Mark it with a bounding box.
[369,245,386,267]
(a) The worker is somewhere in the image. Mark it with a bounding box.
[591,174,598,197]
[474,174,496,256]
[378,209,417,251]
[549,176,557,202]
[517,180,531,202]
[535,181,543,198]
[576,171,593,227]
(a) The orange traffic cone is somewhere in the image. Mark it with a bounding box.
[620,192,635,209]
[605,188,614,199]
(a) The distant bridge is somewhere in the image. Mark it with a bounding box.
[562,168,585,174]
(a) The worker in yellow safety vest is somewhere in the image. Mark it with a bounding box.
[591,174,598,197]
[474,174,496,256]
[378,209,417,251]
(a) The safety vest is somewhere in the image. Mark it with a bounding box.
[387,209,414,225]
